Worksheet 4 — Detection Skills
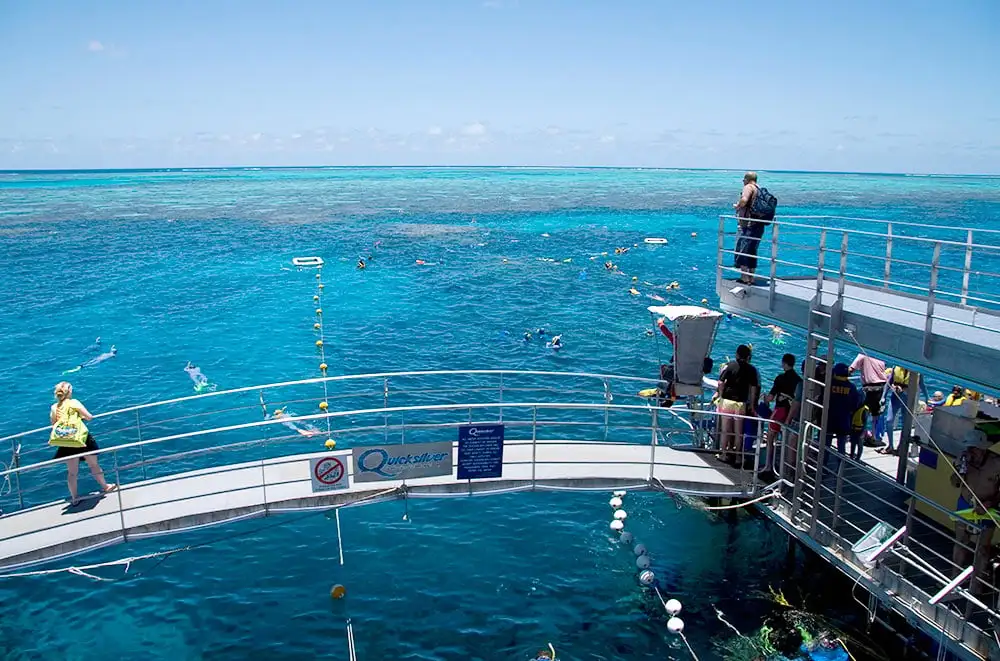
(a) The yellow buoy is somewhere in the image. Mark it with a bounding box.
[318,284,325,290]
[325,439,337,450]
[314,323,321,330]
[316,340,324,347]
[701,298,709,304]
[320,362,328,371]
[315,308,323,315]
[313,295,320,301]
[319,401,329,411]
[632,276,638,282]
[330,584,346,599]
[316,273,321,279]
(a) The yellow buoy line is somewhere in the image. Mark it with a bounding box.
[306,260,335,447]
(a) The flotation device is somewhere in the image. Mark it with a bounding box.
[629,288,640,296]
[954,507,1000,523]
[292,256,324,267]
[644,238,667,244]
[638,388,659,398]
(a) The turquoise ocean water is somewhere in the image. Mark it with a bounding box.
[1,168,999,660]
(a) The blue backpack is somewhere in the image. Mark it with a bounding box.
[749,186,778,221]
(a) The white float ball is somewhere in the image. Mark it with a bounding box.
[665,599,682,616]
[610,520,625,532]
[636,555,651,570]
[639,570,655,586]
[667,617,685,634]
[634,543,648,557]
[614,509,627,521]
[613,490,627,498]
[619,531,634,545]
[609,497,623,509]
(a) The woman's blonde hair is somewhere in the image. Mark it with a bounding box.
[54,381,73,403]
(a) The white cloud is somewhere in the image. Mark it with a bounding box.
[291,133,303,140]
[427,126,443,136]
[461,122,488,137]
[87,40,105,52]
[250,132,262,142]
[599,135,616,144]
[545,126,562,136]
[836,144,845,151]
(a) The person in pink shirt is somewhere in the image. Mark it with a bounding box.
[849,353,887,446]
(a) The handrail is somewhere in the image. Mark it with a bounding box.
[0,401,744,479]
[774,214,1000,237]
[0,369,666,445]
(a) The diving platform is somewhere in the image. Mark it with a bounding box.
[716,216,1000,661]
[0,370,763,574]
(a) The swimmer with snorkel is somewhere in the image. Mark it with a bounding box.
[63,345,117,374]
[546,334,563,350]
[184,362,217,393]
[263,404,323,437]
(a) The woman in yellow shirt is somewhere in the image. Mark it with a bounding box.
[49,381,117,505]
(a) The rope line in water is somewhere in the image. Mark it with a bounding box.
[313,266,333,438]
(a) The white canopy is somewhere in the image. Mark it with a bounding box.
[646,305,723,321]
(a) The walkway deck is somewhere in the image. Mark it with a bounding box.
[717,277,1000,393]
[0,440,742,572]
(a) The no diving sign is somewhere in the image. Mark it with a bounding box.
[309,455,349,492]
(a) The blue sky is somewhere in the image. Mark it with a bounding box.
[1,0,998,173]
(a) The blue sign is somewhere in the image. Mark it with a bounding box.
[457,424,504,480]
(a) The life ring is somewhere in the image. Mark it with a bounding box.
[644,238,668,244]
[292,256,325,267]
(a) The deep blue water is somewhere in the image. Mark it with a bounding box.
[1,168,999,660]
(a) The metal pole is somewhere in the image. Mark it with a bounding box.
[716,215,726,291]
[961,230,973,306]
[383,378,389,444]
[530,406,538,488]
[12,441,22,510]
[838,232,848,300]
[648,407,658,481]
[603,378,610,441]
[922,243,941,359]
[896,371,920,485]
[768,223,780,312]
[113,449,128,541]
[884,222,893,287]
[498,372,504,424]
[831,456,845,533]
[136,410,147,481]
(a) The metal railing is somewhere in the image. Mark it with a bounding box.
[0,370,774,518]
[716,214,1000,342]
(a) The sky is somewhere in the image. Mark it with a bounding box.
[1,0,998,173]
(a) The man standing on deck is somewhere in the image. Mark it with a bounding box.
[950,432,1000,597]
[849,352,887,448]
[733,171,765,284]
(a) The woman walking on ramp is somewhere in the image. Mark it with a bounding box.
[49,381,116,505]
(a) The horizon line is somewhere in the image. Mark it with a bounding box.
[1,164,999,178]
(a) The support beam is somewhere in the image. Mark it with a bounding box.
[896,371,921,484]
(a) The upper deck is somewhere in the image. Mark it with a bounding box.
[715,215,1000,393]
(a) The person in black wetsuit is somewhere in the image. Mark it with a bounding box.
[716,344,760,465]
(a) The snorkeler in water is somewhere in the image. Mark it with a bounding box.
[357,258,366,270]
[268,407,323,437]
[546,335,563,350]
[184,361,217,393]
[63,346,117,374]
[83,337,101,354]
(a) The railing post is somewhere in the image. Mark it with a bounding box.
[498,372,504,424]
[136,410,147,481]
[838,232,848,301]
[751,417,763,493]
[961,230,973,306]
[831,455,845,534]
[530,406,538,488]
[815,230,827,301]
[12,441,23,510]
[648,407,658,481]
[768,222,779,312]
[603,378,611,441]
[716,215,725,291]
[383,378,390,444]
[884,222,893,288]
[113,449,128,542]
[922,243,941,359]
